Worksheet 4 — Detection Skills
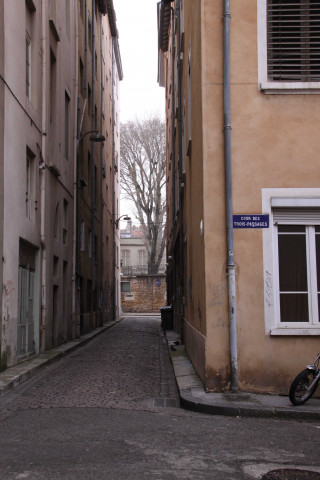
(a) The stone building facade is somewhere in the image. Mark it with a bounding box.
[0,0,122,369]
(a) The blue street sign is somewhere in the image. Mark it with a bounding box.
[233,215,269,229]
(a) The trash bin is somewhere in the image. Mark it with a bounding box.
[160,306,173,331]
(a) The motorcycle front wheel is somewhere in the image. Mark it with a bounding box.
[289,368,317,406]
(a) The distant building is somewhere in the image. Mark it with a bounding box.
[120,222,166,276]
[120,221,166,313]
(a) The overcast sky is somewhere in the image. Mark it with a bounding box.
[113,0,165,123]
[113,0,165,219]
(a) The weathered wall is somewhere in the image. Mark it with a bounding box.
[202,0,320,393]
[121,275,167,314]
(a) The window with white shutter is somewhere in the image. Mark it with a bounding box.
[267,0,320,82]
[258,0,320,92]
[262,189,320,334]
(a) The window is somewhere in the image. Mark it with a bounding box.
[63,199,68,244]
[25,0,35,100]
[26,34,31,99]
[89,229,92,258]
[79,0,84,19]
[121,249,130,267]
[88,15,92,52]
[138,249,147,267]
[54,202,59,239]
[26,148,36,221]
[277,224,318,323]
[258,0,320,93]
[80,220,85,251]
[262,189,320,334]
[50,49,56,124]
[65,92,70,160]
[187,43,192,156]
[121,281,131,293]
[65,0,70,38]
[79,57,84,98]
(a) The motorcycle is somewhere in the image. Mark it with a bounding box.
[289,352,320,405]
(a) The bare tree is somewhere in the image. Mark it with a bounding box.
[120,116,166,274]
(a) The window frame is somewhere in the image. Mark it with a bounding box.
[257,0,320,94]
[262,188,320,335]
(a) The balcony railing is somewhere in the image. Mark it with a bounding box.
[121,265,166,276]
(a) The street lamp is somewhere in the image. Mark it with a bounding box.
[77,130,105,151]
[114,214,131,229]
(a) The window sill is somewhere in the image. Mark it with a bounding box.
[260,82,320,95]
[270,327,320,336]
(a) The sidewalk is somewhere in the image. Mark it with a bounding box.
[0,319,122,395]
[166,331,320,421]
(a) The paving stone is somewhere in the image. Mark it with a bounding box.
[0,317,180,420]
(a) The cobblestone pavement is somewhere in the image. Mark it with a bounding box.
[1,316,320,480]
[0,316,179,420]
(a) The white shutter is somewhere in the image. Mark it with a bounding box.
[273,208,320,224]
[267,0,320,81]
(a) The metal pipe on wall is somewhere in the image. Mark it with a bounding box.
[99,15,104,326]
[91,0,96,306]
[170,5,176,312]
[73,0,80,338]
[111,36,116,320]
[40,0,47,352]
[223,0,238,391]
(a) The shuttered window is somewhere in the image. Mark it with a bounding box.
[267,0,320,81]
[272,205,320,325]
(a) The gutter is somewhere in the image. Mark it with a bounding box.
[223,0,238,391]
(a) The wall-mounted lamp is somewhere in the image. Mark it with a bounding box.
[114,214,131,229]
[77,130,105,151]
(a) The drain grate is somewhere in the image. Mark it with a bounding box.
[262,469,320,480]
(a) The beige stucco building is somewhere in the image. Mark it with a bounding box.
[0,0,121,370]
[158,0,320,394]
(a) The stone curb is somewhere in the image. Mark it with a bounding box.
[165,330,320,421]
[179,389,320,421]
[0,318,123,395]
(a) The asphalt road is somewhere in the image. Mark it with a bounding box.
[0,316,319,480]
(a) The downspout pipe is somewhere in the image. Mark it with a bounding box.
[74,0,80,338]
[91,0,96,305]
[111,36,116,320]
[40,0,47,353]
[170,5,176,312]
[99,15,103,326]
[176,0,184,335]
[223,0,238,391]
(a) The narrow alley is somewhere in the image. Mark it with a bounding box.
[0,317,319,480]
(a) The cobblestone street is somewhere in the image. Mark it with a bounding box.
[0,316,319,480]
[0,316,178,419]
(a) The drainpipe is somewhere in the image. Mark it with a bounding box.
[176,0,184,333]
[223,0,238,391]
[111,37,116,320]
[73,0,80,338]
[170,5,176,312]
[99,15,103,326]
[40,0,47,352]
[91,0,96,314]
